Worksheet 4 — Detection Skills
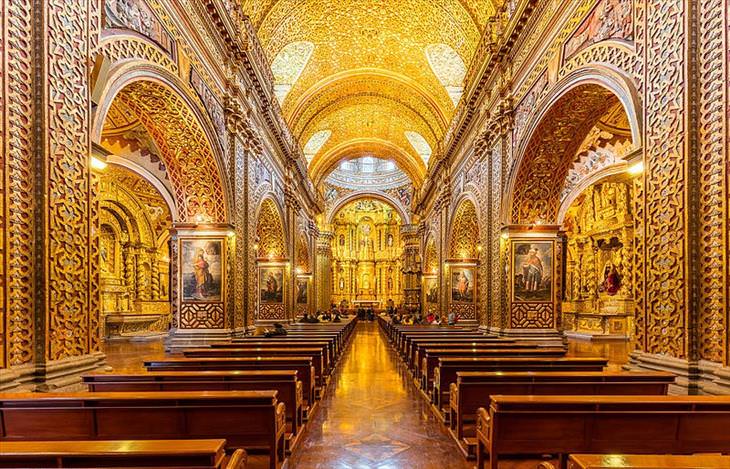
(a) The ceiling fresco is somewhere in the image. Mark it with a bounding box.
[241,0,501,186]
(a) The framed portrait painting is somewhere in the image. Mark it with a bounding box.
[512,241,553,302]
[451,267,475,304]
[296,278,308,305]
[181,238,223,302]
[424,276,438,304]
[259,267,284,304]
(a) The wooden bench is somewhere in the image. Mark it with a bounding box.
[144,357,316,410]
[432,357,608,409]
[0,391,286,469]
[475,395,730,469]
[217,340,335,368]
[183,347,329,388]
[395,331,486,354]
[420,347,567,389]
[0,439,245,469]
[242,332,343,356]
[561,454,730,469]
[447,371,675,459]
[407,338,519,369]
[83,370,304,450]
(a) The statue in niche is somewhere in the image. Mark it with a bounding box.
[601,262,621,295]
[339,234,345,246]
[387,277,393,291]
[387,233,393,247]
[339,277,345,291]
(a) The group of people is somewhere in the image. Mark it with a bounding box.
[389,310,459,326]
[300,311,344,323]
[252,322,288,337]
[356,308,376,321]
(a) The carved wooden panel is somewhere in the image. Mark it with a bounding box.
[448,199,479,258]
[510,303,555,329]
[258,303,286,321]
[256,198,286,258]
[180,303,225,329]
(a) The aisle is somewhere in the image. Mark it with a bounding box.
[287,321,471,469]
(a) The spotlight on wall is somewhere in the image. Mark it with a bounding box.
[90,156,108,172]
[476,245,483,253]
[253,243,259,251]
[227,230,235,238]
[295,266,303,275]
[627,161,644,176]
[500,232,509,240]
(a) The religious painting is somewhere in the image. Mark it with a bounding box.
[424,276,439,304]
[563,0,633,61]
[181,238,223,302]
[512,241,553,302]
[451,267,475,303]
[296,278,308,305]
[260,267,284,304]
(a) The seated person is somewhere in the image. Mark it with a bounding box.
[447,311,459,325]
[392,314,402,325]
[333,313,342,322]
[426,312,435,324]
[433,314,442,326]
[264,322,287,337]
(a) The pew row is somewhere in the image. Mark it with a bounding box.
[562,454,730,469]
[432,356,609,410]
[0,391,286,469]
[446,371,675,459]
[475,395,730,469]
[83,370,304,451]
[144,356,316,412]
[0,440,246,469]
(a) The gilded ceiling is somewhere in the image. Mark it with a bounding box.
[241,0,501,185]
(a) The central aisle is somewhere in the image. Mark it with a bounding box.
[287,321,471,468]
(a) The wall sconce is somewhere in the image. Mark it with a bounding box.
[194,212,210,224]
[253,243,259,252]
[295,266,303,275]
[90,156,107,172]
[476,245,483,253]
[226,230,235,238]
[268,251,275,260]
[500,232,509,240]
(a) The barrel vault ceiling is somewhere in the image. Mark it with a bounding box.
[241,0,501,188]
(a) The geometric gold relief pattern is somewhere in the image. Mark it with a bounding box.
[642,0,687,358]
[511,86,619,224]
[510,303,555,329]
[256,198,286,258]
[448,199,479,258]
[258,303,286,321]
[115,81,227,223]
[3,0,35,367]
[46,0,94,361]
[180,303,225,329]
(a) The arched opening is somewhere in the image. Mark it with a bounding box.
[330,197,403,310]
[95,76,228,223]
[255,198,288,322]
[98,165,173,340]
[446,199,481,321]
[509,81,638,339]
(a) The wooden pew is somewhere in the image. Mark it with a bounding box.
[216,340,335,368]
[0,440,245,469]
[0,391,286,469]
[407,338,519,369]
[183,347,328,388]
[447,371,675,459]
[432,357,609,409]
[562,454,730,469]
[419,347,567,388]
[144,357,316,410]
[233,335,340,359]
[241,332,343,356]
[475,395,730,469]
[83,370,304,450]
[398,333,494,357]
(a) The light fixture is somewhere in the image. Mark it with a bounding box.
[194,213,209,224]
[476,245,482,252]
[90,156,107,171]
[253,243,259,251]
[627,161,644,175]
[295,266,303,275]
[226,230,235,238]
[501,232,509,240]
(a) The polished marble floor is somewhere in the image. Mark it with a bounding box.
[101,324,631,468]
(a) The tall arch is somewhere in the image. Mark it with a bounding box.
[256,197,288,259]
[506,69,641,225]
[448,198,480,259]
[326,191,410,225]
[423,234,438,274]
[93,66,229,223]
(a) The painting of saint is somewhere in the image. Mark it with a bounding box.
[182,239,223,301]
[297,279,308,304]
[260,267,284,304]
[451,268,475,303]
[512,241,553,302]
[564,0,633,60]
[424,277,438,304]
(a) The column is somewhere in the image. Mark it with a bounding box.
[401,224,421,312]
[316,232,334,310]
